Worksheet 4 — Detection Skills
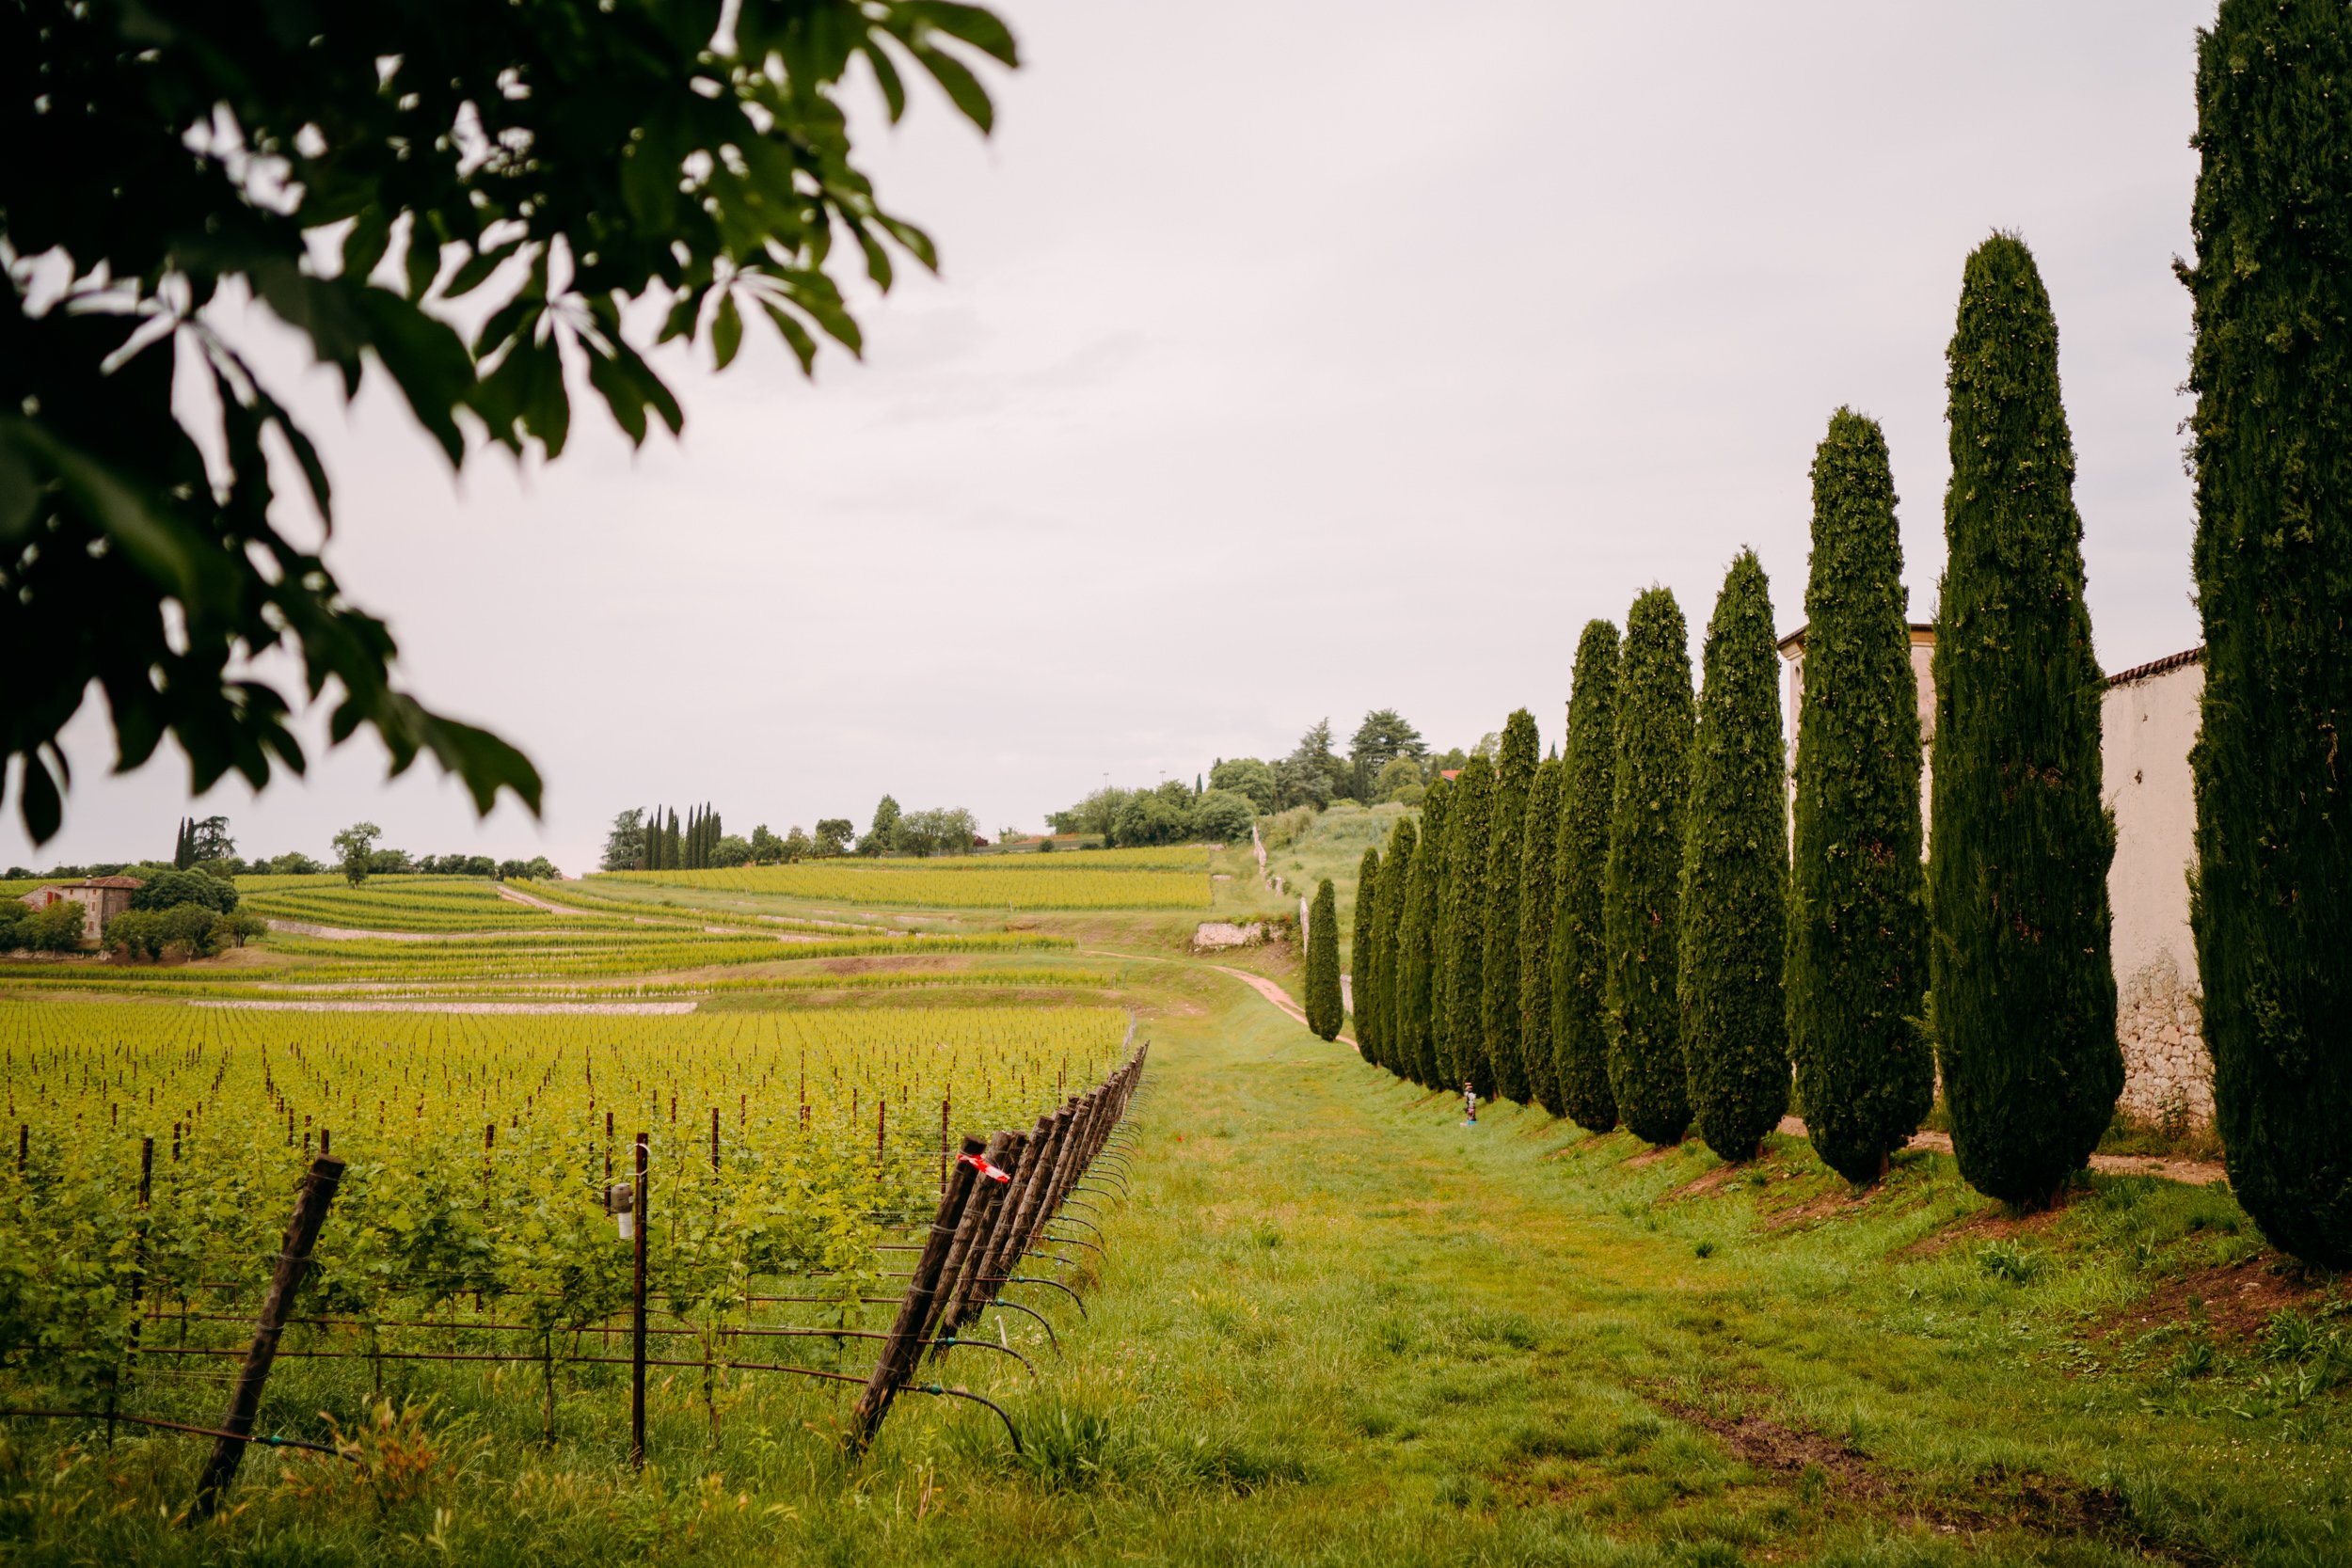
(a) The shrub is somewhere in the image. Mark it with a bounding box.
[1679,550,1790,1163]
[2185,0,2352,1266]
[1482,709,1540,1103]
[103,909,167,960]
[1305,879,1343,1040]
[1931,232,2122,1208]
[1189,789,1256,844]
[27,900,89,951]
[1552,621,1623,1133]
[130,867,239,914]
[1605,589,1694,1147]
[1786,410,1933,1185]
[1519,754,1566,1116]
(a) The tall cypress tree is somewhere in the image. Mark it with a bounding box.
[1440,760,1495,1096]
[1483,709,1540,1103]
[1680,551,1791,1163]
[173,816,192,870]
[1352,847,1382,1062]
[1520,754,1566,1116]
[1398,780,1450,1087]
[1553,621,1622,1133]
[1373,816,1417,1081]
[1605,589,1695,1147]
[1305,878,1343,1040]
[1787,409,1932,1186]
[2186,3,2352,1265]
[1932,233,2121,1208]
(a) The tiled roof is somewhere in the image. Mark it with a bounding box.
[2106,646,2203,688]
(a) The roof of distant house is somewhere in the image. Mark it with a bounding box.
[2106,646,2203,688]
[1438,768,1461,781]
[79,876,145,889]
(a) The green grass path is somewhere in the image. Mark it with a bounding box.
[866,974,2344,1567]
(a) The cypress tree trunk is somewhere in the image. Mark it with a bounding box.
[1398,781,1450,1087]
[1305,879,1343,1040]
[1372,817,1417,1079]
[1932,233,2121,1209]
[1605,589,1695,1147]
[1352,848,1381,1062]
[1441,760,1495,1097]
[1483,709,1540,1103]
[1680,551,1791,1163]
[1787,409,1933,1186]
[1553,622,1623,1132]
[2187,2,2352,1265]
[1520,754,1566,1116]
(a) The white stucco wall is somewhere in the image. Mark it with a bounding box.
[2102,657,2209,1126]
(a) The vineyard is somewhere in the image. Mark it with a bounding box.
[602,861,1213,910]
[0,998,1141,1482]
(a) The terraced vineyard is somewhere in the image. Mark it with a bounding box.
[602,859,1212,910]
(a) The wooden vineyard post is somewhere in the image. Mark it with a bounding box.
[187,1155,344,1522]
[917,1131,1012,1347]
[850,1134,985,1455]
[876,1097,886,1180]
[938,1098,949,1192]
[631,1132,648,1471]
[929,1131,1025,1351]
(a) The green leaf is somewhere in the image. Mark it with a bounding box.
[908,40,994,133]
[350,288,476,464]
[0,429,40,542]
[712,293,744,370]
[756,298,819,373]
[2,419,237,619]
[909,2,1020,66]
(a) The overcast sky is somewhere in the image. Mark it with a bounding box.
[15,0,2216,874]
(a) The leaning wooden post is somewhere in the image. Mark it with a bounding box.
[187,1154,344,1522]
[850,1134,985,1455]
[958,1111,1060,1331]
[930,1131,1027,1352]
[918,1131,1013,1344]
[631,1132,649,1471]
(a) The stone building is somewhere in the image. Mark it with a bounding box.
[20,876,143,944]
[1774,627,2210,1126]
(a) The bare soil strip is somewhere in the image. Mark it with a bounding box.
[1210,964,1357,1051]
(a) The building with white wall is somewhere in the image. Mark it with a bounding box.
[1775,628,2210,1126]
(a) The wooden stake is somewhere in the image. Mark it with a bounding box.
[187,1156,344,1521]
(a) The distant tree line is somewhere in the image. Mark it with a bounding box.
[8,816,556,888]
[597,796,981,872]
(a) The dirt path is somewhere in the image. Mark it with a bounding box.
[1772,1115,2227,1186]
[1210,963,1356,1052]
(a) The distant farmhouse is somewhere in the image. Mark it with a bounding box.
[20,876,143,944]
[1775,626,2207,1127]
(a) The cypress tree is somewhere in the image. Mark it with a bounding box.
[1373,816,1417,1081]
[2186,3,2352,1265]
[1351,847,1381,1062]
[1932,233,2121,1208]
[173,817,192,870]
[1520,754,1566,1116]
[1679,550,1791,1163]
[1787,409,1933,1186]
[1605,589,1695,1147]
[1397,780,1450,1086]
[1305,878,1343,1040]
[1483,710,1540,1102]
[1440,759,1495,1096]
[1552,621,1622,1133]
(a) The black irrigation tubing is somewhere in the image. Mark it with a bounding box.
[906,1384,1023,1456]
[995,1275,1088,1319]
[970,1296,1060,1354]
[1050,1213,1109,1244]
[0,1408,351,1459]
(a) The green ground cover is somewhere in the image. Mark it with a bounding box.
[0,883,2336,1567]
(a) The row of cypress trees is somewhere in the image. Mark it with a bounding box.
[638,803,723,871]
[1341,2,2352,1259]
[1343,234,2129,1201]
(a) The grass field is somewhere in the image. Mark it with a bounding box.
[601,860,1213,910]
[0,840,2341,1566]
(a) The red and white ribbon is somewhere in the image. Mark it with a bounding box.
[959,1152,1011,1183]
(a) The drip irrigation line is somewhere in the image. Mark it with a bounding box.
[0,1408,351,1459]
[1049,1213,1108,1244]
[1041,1232,1103,1255]
[908,1384,1023,1455]
[995,1275,1087,1318]
[969,1296,1059,1354]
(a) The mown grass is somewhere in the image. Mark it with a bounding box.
[2,955,2340,1565]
